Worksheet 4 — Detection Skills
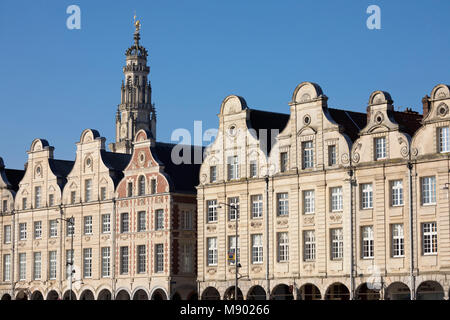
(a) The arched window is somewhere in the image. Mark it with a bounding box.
[138,176,146,196]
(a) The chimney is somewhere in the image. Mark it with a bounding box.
[422,95,430,117]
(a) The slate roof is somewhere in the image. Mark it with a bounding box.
[391,110,423,137]
[48,159,75,178]
[4,169,25,192]
[328,108,367,142]
[248,109,290,153]
[100,151,132,187]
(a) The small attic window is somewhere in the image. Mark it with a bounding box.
[303,115,311,125]
[228,126,236,136]
[85,157,92,167]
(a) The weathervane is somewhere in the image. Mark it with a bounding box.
[133,11,141,32]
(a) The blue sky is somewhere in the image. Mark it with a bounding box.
[0,0,449,169]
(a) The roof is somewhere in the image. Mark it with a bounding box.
[391,110,423,137]
[4,169,25,192]
[48,159,75,178]
[100,151,132,187]
[248,109,290,153]
[151,142,203,193]
[328,108,367,142]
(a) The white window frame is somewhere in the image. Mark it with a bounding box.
[137,245,146,274]
[207,238,217,266]
[391,180,404,207]
[120,246,129,274]
[251,194,263,219]
[85,179,92,202]
[155,244,164,273]
[361,183,373,209]
[422,222,437,255]
[328,145,337,166]
[251,234,263,264]
[331,187,343,212]
[280,152,288,172]
[227,155,239,180]
[277,193,289,216]
[207,200,218,223]
[3,254,11,281]
[362,226,374,259]
[228,197,240,221]
[19,223,27,240]
[304,231,316,261]
[155,209,164,230]
[33,252,41,280]
[374,137,386,160]
[83,248,92,278]
[438,126,450,153]
[34,221,42,239]
[49,251,57,280]
[4,225,11,244]
[101,214,111,234]
[331,228,343,260]
[249,160,257,178]
[35,186,42,208]
[392,224,404,258]
[101,247,111,277]
[228,235,240,265]
[277,232,289,263]
[137,211,146,232]
[303,190,315,214]
[19,253,26,281]
[84,216,93,235]
[49,220,58,238]
[210,166,217,183]
[302,141,314,169]
[421,176,436,205]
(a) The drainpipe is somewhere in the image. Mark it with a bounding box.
[265,176,270,299]
[112,198,117,300]
[348,168,355,300]
[407,162,415,300]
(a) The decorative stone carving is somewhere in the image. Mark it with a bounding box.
[206,225,217,232]
[207,268,217,275]
[251,266,262,273]
[303,263,315,272]
[352,152,360,163]
[101,235,110,241]
[304,216,314,225]
[250,221,262,228]
[341,153,349,164]
[437,103,449,117]
[330,213,342,224]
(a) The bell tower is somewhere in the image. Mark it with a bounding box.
[109,19,156,154]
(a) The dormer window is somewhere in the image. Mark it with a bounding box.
[85,179,92,202]
[328,145,337,166]
[35,186,42,208]
[210,166,217,183]
[302,141,314,169]
[374,137,386,160]
[280,152,288,172]
[438,127,449,153]
[227,156,239,180]
[138,176,146,196]
[249,160,257,178]
[127,182,133,197]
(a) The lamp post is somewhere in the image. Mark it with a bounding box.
[219,202,239,300]
[56,213,74,300]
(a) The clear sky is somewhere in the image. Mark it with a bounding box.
[0,0,449,169]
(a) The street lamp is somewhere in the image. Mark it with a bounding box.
[218,202,240,300]
[56,212,75,301]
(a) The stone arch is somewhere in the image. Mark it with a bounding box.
[355,283,380,300]
[62,290,77,300]
[1,293,11,300]
[270,284,293,300]
[220,95,248,115]
[201,287,220,300]
[430,84,450,101]
[416,281,445,300]
[223,286,243,300]
[15,290,29,300]
[247,285,267,300]
[298,283,321,300]
[134,129,152,142]
[150,288,168,300]
[79,289,95,300]
[97,289,112,300]
[115,289,131,300]
[325,282,350,300]
[46,290,59,300]
[292,81,324,104]
[132,288,150,300]
[80,128,100,144]
[368,90,393,106]
[385,282,410,300]
[31,290,44,300]
[30,138,50,152]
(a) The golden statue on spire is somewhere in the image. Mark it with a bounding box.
[133,11,141,32]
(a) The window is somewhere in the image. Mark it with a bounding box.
[207,200,218,223]
[249,160,257,178]
[228,197,240,221]
[422,222,437,255]
[277,232,289,262]
[120,246,129,274]
[49,220,58,237]
[127,182,133,197]
[137,245,146,273]
[302,141,314,169]
[19,223,27,240]
[228,236,240,265]
[49,251,57,279]
[33,252,41,280]
[304,231,316,261]
[22,197,27,210]
[210,166,217,183]
[138,211,146,232]
[70,191,76,204]
[331,187,343,211]
[422,176,436,205]
[102,214,110,233]
[4,225,11,243]
[84,216,93,235]
[331,228,343,260]
[303,190,315,214]
[181,243,193,273]
[100,187,106,201]
[155,244,164,272]
[121,213,129,233]
[48,194,54,207]
[251,195,263,218]
[155,209,164,230]
[66,218,75,237]
[150,179,156,194]
[180,211,193,230]
[374,137,386,160]
[362,226,374,259]
[101,247,110,277]
[138,176,146,196]
[361,183,373,209]
[207,238,217,266]
[438,127,449,153]
[277,193,289,216]
[392,224,404,257]
[34,221,42,239]
[35,186,42,208]
[251,234,263,264]
[85,179,92,202]
[280,152,288,172]
[391,180,404,206]
[2,200,7,212]
[66,249,73,279]
[19,253,26,280]
[227,155,239,180]
[328,145,337,166]
[83,248,92,278]
[3,254,11,281]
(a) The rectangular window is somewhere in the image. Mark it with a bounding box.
[48,194,54,207]
[127,182,133,197]
[151,179,156,194]
[277,193,289,216]
[66,249,73,279]
[121,213,129,233]
[70,191,76,204]
[100,187,107,201]
[137,245,146,273]
[422,176,436,205]
[303,190,315,214]
[438,127,449,153]
[4,225,11,244]
[304,231,316,261]
[277,232,289,262]
[22,197,27,210]
[375,137,386,160]
[251,194,263,219]
[49,220,58,237]
[280,152,288,172]
[3,254,11,281]
[84,216,93,235]
[391,180,404,206]
[181,243,193,273]
[392,224,404,257]
[302,141,314,169]
[34,221,42,239]
[362,226,374,259]
[137,211,146,232]
[19,253,26,280]
[207,200,218,223]
[49,251,57,280]
[85,179,92,202]
[19,223,27,240]
[228,236,240,265]
[422,222,437,255]
[33,252,41,280]
[66,218,75,237]
[227,155,239,180]
[120,246,129,274]
[101,214,110,233]
[328,145,337,166]
[155,209,164,230]
[331,187,343,212]
[361,183,373,209]
[83,248,92,278]
[35,186,42,208]
[155,244,164,272]
[331,228,343,260]
[101,247,110,277]
[2,199,7,212]
[210,166,217,183]
[228,197,240,221]
[181,211,193,230]
[251,234,263,264]
[207,237,217,266]
[249,160,257,178]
